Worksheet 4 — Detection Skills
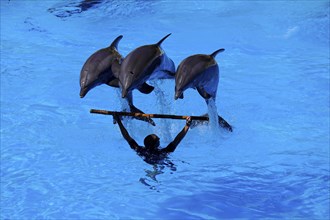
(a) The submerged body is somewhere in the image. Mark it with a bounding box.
[118,34,175,98]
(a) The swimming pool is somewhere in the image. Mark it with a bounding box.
[1,0,329,219]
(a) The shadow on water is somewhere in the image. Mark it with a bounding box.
[47,0,155,19]
[139,159,177,191]
[48,0,105,18]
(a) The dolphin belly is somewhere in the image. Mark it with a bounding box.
[196,64,219,98]
[149,53,175,80]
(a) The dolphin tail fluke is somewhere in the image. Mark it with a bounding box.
[218,115,233,132]
[110,35,123,49]
[129,104,156,126]
[190,113,233,131]
[156,33,171,46]
[138,82,154,94]
[210,48,225,58]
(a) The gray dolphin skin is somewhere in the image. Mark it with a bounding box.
[118,33,176,98]
[174,49,232,131]
[79,35,155,126]
[80,35,123,98]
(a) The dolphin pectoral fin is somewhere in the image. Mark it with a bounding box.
[218,115,233,132]
[111,59,121,78]
[129,104,156,126]
[178,93,184,99]
[161,70,176,79]
[138,83,154,94]
[197,87,212,99]
[106,78,120,88]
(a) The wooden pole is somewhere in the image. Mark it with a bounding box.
[90,109,209,121]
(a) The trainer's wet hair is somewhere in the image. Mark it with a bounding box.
[144,134,160,149]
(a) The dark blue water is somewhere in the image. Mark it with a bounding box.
[1,0,329,219]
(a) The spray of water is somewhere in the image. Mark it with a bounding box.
[114,88,132,129]
[206,98,219,127]
[150,80,172,143]
[115,89,129,112]
[115,88,154,141]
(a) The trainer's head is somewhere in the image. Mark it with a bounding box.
[144,134,160,150]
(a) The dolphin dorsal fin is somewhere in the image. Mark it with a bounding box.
[156,33,171,46]
[110,35,123,49]
[210,48,225,58]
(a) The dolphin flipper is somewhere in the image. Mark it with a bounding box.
[129,104,156,126]
[138,83,154,94]
[158,70,175,79]
[106,78,120,88]
[197,87,212,99]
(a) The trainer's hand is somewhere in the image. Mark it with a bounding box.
[186,116,192,127]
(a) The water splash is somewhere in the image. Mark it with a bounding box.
[206,98,219,130]
[150,80,172,143]
[115,89,129,112]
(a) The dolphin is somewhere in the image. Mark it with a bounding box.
[174,49,232,131]
[80,35,123,98]
[79,35,155,125]
[117,33,175,98]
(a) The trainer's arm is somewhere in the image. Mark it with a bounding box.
[114,114,139,151]
[163,117,192,153]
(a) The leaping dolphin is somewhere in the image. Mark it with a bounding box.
[117,33,176,98]
[80,35,123,98]
[79,35,155,125]
[174,49,232,131]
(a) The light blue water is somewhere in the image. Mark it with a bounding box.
[1,0,329,219]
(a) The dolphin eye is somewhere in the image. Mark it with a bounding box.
[130,71,134,75]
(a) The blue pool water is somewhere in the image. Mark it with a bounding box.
[1,0,329,219]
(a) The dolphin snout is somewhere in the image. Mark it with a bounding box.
[174,90,182,100]
[122,89,128,98]
[80,88,88,98]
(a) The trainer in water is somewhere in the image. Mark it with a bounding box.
[174,49,232,131]
[79,35,155,125]
[115,33,176,98]
[113,114,192,164]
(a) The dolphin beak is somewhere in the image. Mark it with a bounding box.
[80,88,88,98]
[174,90,182,100]
[122,89,127,98]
